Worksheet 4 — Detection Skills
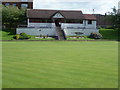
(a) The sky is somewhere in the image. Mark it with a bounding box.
[33,0,120,14]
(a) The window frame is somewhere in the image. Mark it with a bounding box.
[5,3,10,6]
[66,19,83,23]
[21,4,28,8]
[79,20,83,24]
[21,0,28,2]
[88,20,92,24]
[13,3,17,6]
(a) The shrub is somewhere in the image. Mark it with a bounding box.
[97,26,102,29]
[89,32,102,39]
[16,34,20,40]
[19,33,31,39]
[13,34,20,40]
[13,33,31,40]
[106,26,114,29]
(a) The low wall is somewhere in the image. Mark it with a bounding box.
[16,28,99,36]
[16,28,56,36]
[64,29,99,36]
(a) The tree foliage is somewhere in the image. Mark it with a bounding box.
[2,5,26,28]
[0,5,2,29]
[109,6,120,40]
[107,6,120,29]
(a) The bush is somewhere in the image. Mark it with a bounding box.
[89,32,102,39]
[13,33,31,40]
[16,34,20,40]
[13,34,20,40]
[97,26,102,29]
[19,33,31,39]
[106,26,114,29]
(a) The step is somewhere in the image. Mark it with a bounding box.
[56,27,66,40]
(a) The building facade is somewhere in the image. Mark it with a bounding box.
[2,0,33,9]
[17,9,99,36]
[93,14,113,28]
[27,10,96,29]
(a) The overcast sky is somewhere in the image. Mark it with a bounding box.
[33,0,120,14]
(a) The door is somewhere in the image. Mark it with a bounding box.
[55,19,60,27]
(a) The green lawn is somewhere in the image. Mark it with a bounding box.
[2,41,118,88]
[99,29,118,40]
[0,30,14,40]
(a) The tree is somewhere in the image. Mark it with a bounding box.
[110,6,120,40]
[2,5,26,28]
[0,5,2,30]
[107,6,120,29]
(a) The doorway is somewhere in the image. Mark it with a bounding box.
[55,19,61,27]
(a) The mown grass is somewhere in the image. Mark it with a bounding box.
[0,30,14,40]
[2,41,118,88]
[0,41,2,89]
[99,29,118,40]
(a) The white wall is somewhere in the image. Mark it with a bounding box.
[16,28,99,36]
[28,23,52,28]
[85,20,96,29]
[61,23,85,29]
[64,28,99,36]
[17,28,56,36]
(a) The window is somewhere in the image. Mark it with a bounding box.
[29,19,52,23]
[29,19,41,23]
[21,4,28,8]
[75,32,84,35]
[41,19,48,23]
[21,0,28,1]
[47,19,53,23]
[5,3,10,6]
[66,19,83,23]
[88,20,92,24]
[80,20,83,24]
[13,3,16,6]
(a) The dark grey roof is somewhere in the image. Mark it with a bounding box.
[27,9,85,19]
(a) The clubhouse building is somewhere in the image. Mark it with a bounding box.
[17,9,99,37]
